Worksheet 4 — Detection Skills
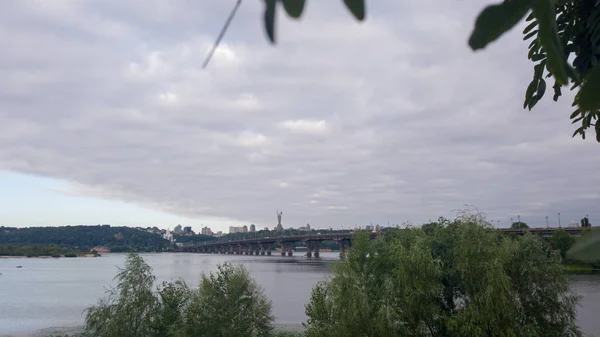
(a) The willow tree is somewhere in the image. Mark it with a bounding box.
[304,218,581,337]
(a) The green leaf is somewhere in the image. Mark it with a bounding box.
[578,66,600,111]
[572,127,582,138]
[523,21,538,34]
[469,0,532,50]
[525,11,536,22]
[523,30,538,41]
[596,123,600,142]
[534,62,545,78]
[536,78,547,99]
[531,0,569,84]
[569,109,581,119]
[524,79,538,108]
[343,0,366,21]
[566,229,600,263]
[264,0,276,43]
[531,53,545,61]
[282,0,305,19]
[553,81,562,101]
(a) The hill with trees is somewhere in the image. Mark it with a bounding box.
[0,225,170,252]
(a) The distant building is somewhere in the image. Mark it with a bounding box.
[264,227,269,231]
[229,226,245,233]
[276,224,283,231]
[163,229,174,243]
[215,231,223,237]
[365,225,373,231]
[249,224,256,232]
[299,223,311,232]
[91,246,110,253]
[201,226,213,236]
[243,225,248,233]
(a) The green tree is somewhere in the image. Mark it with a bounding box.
[550,228,575,259]
[304,217,580,337]
[152,280,191,337]
[83,253,159,337]
[249,0,600,141]
[511,221,529,229]
[83,254,276,337]
[580,217,591,227]
[181,263,274,337]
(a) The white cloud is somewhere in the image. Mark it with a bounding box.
[236,131,268,148]
[0,0,598,231]
[158,91,178,103]
[279,120,329,134]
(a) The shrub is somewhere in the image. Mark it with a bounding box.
[180,263,274,337]
[83,253,276,337]
[304,217,581,337]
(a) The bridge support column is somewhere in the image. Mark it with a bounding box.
[339,239,351,259]
[282,242,295,257]
[260,243,272,256]
[280,242,294,256]
[307,241,321,258]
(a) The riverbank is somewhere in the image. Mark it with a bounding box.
[0,254,98,259]
[565,263,600,273]
[25,323,306,337]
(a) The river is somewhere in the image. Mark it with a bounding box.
[0,252,599,336]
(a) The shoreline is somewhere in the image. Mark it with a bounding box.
[23,323,306,337]
[0,254,98,259]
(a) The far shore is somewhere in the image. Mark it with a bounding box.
[0,254,98,259]
[29,323,306,337]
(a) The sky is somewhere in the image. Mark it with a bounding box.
[0,1,598,233]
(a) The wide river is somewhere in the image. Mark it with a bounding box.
[1,252,599,336]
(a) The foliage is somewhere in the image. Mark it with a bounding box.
[0,244,85,257]
[0,225,169,252]
[550,228,575,259]
[83,253,159,337]
[580,217,591,227]
[173,234,217,244]
[566,228,600,264]
[256,0,600,142]
[511,221,530,229]
[181,263,274,337]
[304,217,581,337]
[83,253,277,337]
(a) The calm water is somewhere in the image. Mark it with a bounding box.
[0,253,599,336]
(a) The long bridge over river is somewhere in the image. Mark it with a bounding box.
[179,227,586,257]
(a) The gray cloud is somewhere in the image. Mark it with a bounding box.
[1,0,598,230]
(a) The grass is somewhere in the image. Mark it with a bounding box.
[564,263,600,273]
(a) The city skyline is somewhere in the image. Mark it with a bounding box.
[1,170,592,234]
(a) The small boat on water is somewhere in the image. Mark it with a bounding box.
[16,265,22,268]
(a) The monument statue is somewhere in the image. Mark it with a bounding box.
[276,210,283,226]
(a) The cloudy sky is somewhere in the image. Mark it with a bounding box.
[0,0,598,232]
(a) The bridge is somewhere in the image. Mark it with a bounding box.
[178,227,586,257]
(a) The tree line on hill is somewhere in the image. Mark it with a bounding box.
[0,225,170,252]
[0,244,86,257]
